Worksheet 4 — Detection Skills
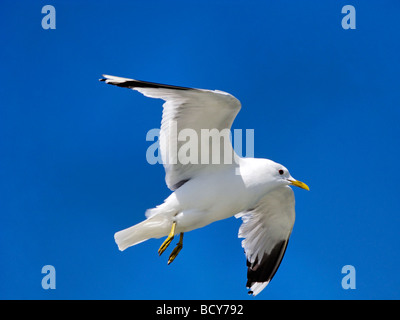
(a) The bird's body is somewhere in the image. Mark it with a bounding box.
[101,75,309,296]
[114,158,277,248]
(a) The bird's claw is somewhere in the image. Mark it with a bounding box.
[158,236,174,256]
[168,242,183,265]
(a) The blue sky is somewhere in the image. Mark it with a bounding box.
[1,0,399,299]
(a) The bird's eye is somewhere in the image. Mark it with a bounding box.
[279,169,284,175]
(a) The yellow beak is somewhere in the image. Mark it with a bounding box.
[289,179,310,191]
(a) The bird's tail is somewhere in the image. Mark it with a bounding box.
[114,209,171,251]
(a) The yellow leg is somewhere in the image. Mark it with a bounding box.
[168,233,184,265]
[158,221,177,256]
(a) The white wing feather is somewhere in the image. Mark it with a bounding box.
[235,186,296,296]
[101,75,241,190]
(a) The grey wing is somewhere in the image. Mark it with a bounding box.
[235,186,296,296]
[100,75,241,190]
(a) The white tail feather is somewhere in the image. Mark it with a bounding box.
[114,214,170,251]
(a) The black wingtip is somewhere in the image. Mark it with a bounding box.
[116,79,191,90]
[99,75,192,91]
[246,240,289,288]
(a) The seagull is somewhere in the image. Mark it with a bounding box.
[100,75,309,296]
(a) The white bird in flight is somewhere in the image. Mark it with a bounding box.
[100,75,309,296]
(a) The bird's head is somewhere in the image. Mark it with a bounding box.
[270,162,310,191]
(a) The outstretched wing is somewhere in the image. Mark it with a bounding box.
[235,186,296,296]
[100,75,241,190]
